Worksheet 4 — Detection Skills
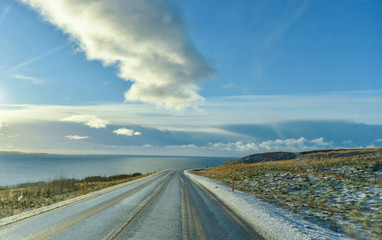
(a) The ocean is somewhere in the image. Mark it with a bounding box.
[0,153,233,186]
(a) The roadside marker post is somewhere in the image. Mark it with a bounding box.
[232,179,235,192]
[84,180,87,194]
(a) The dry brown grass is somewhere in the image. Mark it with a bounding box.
[194,148,382,239]
[0,173,147,218]
[196,149,381,183]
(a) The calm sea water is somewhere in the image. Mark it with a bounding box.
[0,153,233,186]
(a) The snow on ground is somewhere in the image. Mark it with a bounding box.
[185,170,350,240]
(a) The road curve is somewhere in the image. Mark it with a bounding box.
[0,170,264,240]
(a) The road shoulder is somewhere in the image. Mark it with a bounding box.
[185,170,350,240]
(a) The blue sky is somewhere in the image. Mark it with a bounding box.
[0,0,381,156]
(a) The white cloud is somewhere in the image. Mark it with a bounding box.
[134,137,332,156]
[342,140,353,145]
[13,75,44,85]
[258,137,333,152]
[1,91,382,132]
[66,135,88,140]
[366,144,377,148]
[311,137,331,146]
[60,115,108,128]
[7,134,19,138]
[166,144,198,149]
[205,137,333,153]
[0,122,8,131]
[113,128,141,136]
[258,137,307,151]
[367,139,382,148]
[20,0,213,110]
[207,141,259,152]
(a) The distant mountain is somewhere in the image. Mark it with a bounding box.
[0,151,47,155]
[223,148,382,166]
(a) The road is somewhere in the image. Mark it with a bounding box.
[0,170,264,240]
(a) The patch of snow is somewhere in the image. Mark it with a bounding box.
[185,170,350,240]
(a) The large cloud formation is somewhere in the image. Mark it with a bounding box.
[20,0,213,109]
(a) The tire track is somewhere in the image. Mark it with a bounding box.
[184,172,264,240]
[180,172,207,240]
[105,172,173,240]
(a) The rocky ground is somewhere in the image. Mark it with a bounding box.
[195,148,382,240]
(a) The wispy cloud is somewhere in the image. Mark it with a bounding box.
[13,75,44,85]
[264,1,310,47]
[66,135,88,140]
[220,83,235,91]
[20,0,214,110]
[0,4,12,25]
[1,91,382,131]
[60,115,108,128]
[113,128,141,136]
[8,44,68,72]
[7,134,19,138]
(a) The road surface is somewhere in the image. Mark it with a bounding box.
[0,170,264,240]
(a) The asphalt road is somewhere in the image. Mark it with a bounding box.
[0,170,264,240]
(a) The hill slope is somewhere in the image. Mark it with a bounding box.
[224,148,382,165]
[195,148,382,239]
